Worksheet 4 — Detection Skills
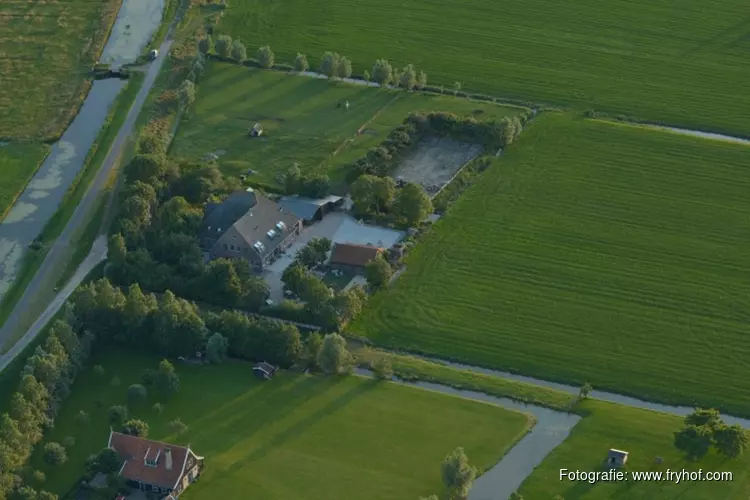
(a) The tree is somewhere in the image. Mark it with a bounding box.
[509,493,524,500]
[363,70,371,83]
[257,45,274,68]
[294,53,309,72]
[122,419,149,438]
[372,355,393,380]
[94,448,122,473]
[43,443,67,466]
[178,80,196,107]
[674,425,713,461]
[282,263,308,296]
[453,81,462,96]
[30,470,45,484]
[320,52,340,78]
[206,333,229,364]
[372,59,393,86]
[36,492,57,500]
[579,382,592,400]
[713,424,749,459]
[441,447,476,499]
[152,292,206,357]
[168,419,189,436]
[351,175,396,214]
[137,131,169,156]
[295,238,332,268]
[365,255,392,289]
[215,34,232,59]
[284,164,302,194]
[154,359,180,398]
[127,384,148,406]
[499,117,517,148]
[124,153,166,184]
[317,333,354,375]
[108,406,128,426]
[685,408,722,430]
[336,56,352,79]
[395,182,432,226]
[304,333,324,371]
[399,64,417,90]
[197,35,212,55]
[231,39,247,62]
[416,70,427,89]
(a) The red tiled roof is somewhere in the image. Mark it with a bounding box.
[109,431,189,489]
[330,243,383,267]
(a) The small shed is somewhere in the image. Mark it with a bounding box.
[253,362,278,380]
[606,449,628,467]
[250,123,263,137]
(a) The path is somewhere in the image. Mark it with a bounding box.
[0,34,174,356]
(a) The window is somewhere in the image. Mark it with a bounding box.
[230,245,235,250]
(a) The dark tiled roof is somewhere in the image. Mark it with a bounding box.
[201,190,257,246]
[330,243,383,267]
[277,195,343,221]
[108,432,189,489]
[230,195,300,257]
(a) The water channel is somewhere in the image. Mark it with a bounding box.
[0,0,165,301]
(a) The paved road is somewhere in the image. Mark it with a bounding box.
[0,36,174,367]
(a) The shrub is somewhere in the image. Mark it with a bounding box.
[31,470,46,484]
[257,45,274,68]
[178,80,196,107]
[198,35,212,55]
[108,405,128,425]
[372,356,394,380]
[372,59,393,86]
[294,53,309,72]
[168,419,189,435]
[127,384,148,405]
[43,442,68,466]
[153,402,164,414]
[215,34,232,59]
[122,419,149,438]
[336,56,352,78]
[399,64,417,90]
[231,39,247,62]
[320,51,340,78]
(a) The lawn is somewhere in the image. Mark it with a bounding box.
[0,144,49,221]
[0,0,121,140]
[350,112,750,416]
[519,400,750,499]
[170,62,521,189]
[30,350,532,499]
[217,0,750,136]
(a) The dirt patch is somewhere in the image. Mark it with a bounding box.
[394,137,483,195]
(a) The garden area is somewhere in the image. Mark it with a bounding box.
[350,112,750,416]
[25,350,532,499]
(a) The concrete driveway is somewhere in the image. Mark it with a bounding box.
[264,212,404,302]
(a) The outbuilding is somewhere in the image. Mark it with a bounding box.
[606,449,628,467]
[253,362,278,380]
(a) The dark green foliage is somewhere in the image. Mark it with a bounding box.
[674,425,713,461]
[294,238,332,269]
[320,52,341,78]
[127,384,147,406]
[372,59,393,85]
[257,45,274,68]
[294,53,309,72]
[198,35,212,55]
[93,448,123,474]
[365,255,392,289]
[685,408,722,430]
[154,360,180,399]
[108,405,128,426]
[231,39,247,62]
[713,425,750,459]
[394,182,432,226]
[215,34,232,59]
[206,333,229,364]
[317,333,354,375]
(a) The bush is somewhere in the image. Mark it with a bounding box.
[372,356,394,380]
[168,419,189,435]
[231,39,247,62]
[320,51,340,78]
[372,59,393,86]
[215,34,232,59]
[198,35,212,55]
[43,442,68,466]
[257,45,274,68]
[122,419,149,438]
[108,405,128,425]
[31,470,46,484]
[153,402,164,414]
[294,53,309,72]
[336,56,352,79]
[127,384,148,405]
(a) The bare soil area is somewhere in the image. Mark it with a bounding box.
[394,137,482,195]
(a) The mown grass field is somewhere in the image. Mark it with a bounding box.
[0,0,120,140]
[350,112,750,415]
[170,63,521,189]
[29,350,532,499]
[218,0,750,136]
[519,400,750,499]
[0,144,49,221]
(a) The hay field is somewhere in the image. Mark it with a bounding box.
[219,0,750,136]
[170,63,520,188]
[0,0,120,140]
[350,113,750,416]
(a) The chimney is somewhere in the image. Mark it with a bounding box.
[165,448,172,471]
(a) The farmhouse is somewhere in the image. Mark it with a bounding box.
[277,195,344,224]
[107,431,203,497]
[200,188,302,272]
[329,242,384,273]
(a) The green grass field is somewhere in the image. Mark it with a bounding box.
[0,144,49,221]
[29,350,532,499]
[0,0,120,140]
[170,63,521,189]
[218,0,750,136]
[519,400,750,499]
[350,112,750,415]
